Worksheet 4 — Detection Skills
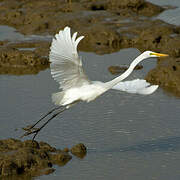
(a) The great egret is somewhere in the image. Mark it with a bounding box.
[22,26,168,140]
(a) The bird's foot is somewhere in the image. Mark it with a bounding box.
[22,124,39,132]
[21,128,40,139]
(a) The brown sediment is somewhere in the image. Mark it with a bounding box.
[0,0,163,35]
[71,143,87,159]
[146,57,180,97]
[0,45,49,75]
[0,0,179,95]
[0,0,165,55]
[108,65,143,75]
[0,138,86,178]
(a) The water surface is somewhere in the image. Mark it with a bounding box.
[1,1,180,179]
[148,0,180,25]
[1,48,180,180]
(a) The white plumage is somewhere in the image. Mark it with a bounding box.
[22,26,168,140]
[49,26,168,107]
[50,27,90,91]
[112,79,159,95]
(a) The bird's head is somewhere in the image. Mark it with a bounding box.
[143,51,169,58]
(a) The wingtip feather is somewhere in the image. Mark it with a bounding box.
[138,85,159,95]
[50,26,84,57]
[112,79,159,95]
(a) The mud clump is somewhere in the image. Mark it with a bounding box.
[107,0,163,16]
[108,64,143,75]
[71,143,87,159]
[146,57,180,96]
[0,44,49,75]
[0,138,86,178]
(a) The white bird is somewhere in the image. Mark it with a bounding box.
[22,26,168,140]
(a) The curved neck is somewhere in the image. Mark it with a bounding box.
[105,54,146,89]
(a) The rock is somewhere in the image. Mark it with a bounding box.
[63,147,70,153]
[108,65,143,74]
[0,138,72,177]
[50,152,72,166]
[0,46,49,75]
[146,57,180,97]
[71,143,87,158]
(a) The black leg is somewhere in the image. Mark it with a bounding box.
[21,106,67,140]
[22,106,61,132]
[32,111,62,141]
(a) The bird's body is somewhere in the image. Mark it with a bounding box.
[22,26,168,140]
[49,25,167,107]
[52,81,107,106]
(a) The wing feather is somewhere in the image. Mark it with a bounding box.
[112,79,158,95]
[49,26,90,90]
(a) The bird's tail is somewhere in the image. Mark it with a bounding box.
[52,91,65,106]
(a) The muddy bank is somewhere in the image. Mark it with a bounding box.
[146,57,180,96]
[0,0,166,56]
[108,64,143,75]
[0,0,163,35]
[0,41,50,75]
[0,138,86,178]
[0,0,179,95]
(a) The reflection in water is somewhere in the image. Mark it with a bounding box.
[121,136,180,152]
[90,136,180,154]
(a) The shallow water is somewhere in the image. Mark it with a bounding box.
[1,48,180,180]
[0,25,52,42]
[148,0,180,25]
[1,1,180,179]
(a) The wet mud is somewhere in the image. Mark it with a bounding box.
[0,0,179,95]
[71,143,87,159]
[108,64,143,75]
[0,138,86,178]
[146,57,180,96]
[0,45,49,75]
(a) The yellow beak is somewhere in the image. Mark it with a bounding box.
[150,52,169,57]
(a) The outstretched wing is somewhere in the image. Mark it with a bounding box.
[49,26,91,90]
[112,79,158,95]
